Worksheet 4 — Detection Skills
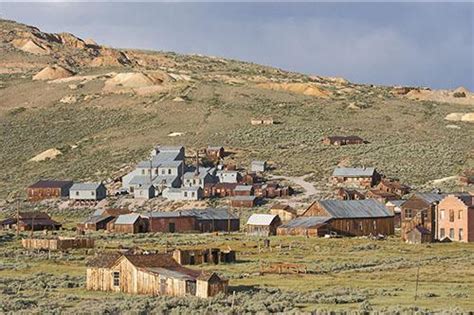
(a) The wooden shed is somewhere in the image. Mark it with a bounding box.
[231,196,257,208]
[277,216,330,237]
[246,214,282,236]
[269,204,297,222]
[108,214,148,234]
[172,248,236,265]
[86,253,228,298]
[406,226,432,244]
[0,212,61,231]
[331,167,381,188]
[22,237,94,251]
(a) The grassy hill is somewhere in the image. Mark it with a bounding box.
[0,18,472,200]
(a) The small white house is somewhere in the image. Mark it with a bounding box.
[162,187,202,201]
[251,161,267,173]
[133,185,155,199]
[69,183,107,201]
[217,170,241,183]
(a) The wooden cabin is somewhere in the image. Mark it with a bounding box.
[277,217,330,237]
[172,248,236,265]
[322,136,364,146]
[269,204,297,222]
[206,146,225,161]
[377,179,410,197]
[108,214,148,234]
[27,180,73,201]
[331,167,381,188]
[204,183,238,198]
[302,199,394,237]
[86,253,228,298]
[366,189,399,203]
[234,185,254,196]
[231,196,257,208]
[78,208,131,232]
[246,214,282,236]
[336,188,365,200]
[22,237,94,251]
[405,226,432,244]
[0,212,61,231]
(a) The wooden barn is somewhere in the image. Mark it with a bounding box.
[246,214,282,236]
[331,167,381,188]
[149,212,198,233]
[0,212,61,231]
[172,248,236,265]
[277,217,330,237]
[302,199,394,237]
[108,214,148,234]
[270,204,297,222]
[203,183,238,198]
[22,237,94,251]
[27,180,73,201]
[322,136,364,146]
[234,185,254,196]
[231,196,257,208]
[86,253,228,298]
[405,226,432,244]
[400,193,445,241]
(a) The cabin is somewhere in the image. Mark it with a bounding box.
[269,204,297,222]
[27,180,73,201]
[148,212,198,233]
[231,196,257,208]
[78,208,131,232]
[253,183,291,198]
[0,212,61,231]
[182,169,215,189]
[331,167,381,188]
[206,146,225,161]
[86,253,228,298]
[322,136,364,146]
[70,183,107,201]
[405,226,432,244]
[108,214,148,234]
[277,217,330,237]
[217,170,241,183]
[377,179,410,197]
[172,248,236,265]
[385,200,405,229]
[251,161,267,173]
[437,194,474,242]
[162,187,203,201]
[22,237,94,251]
[246,214,282,236]
[336,188,365,200]
[188,208,240,232]
[203,183,238,198]
[302,199,394,237]
[234,185,254,196]
[133,185,155,199]
[366,189,399,203]
[400,193,445,241]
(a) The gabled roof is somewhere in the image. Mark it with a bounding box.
[246,214,278,226]
[318,199,393,218]
[114,213,141,225]
[386,199,406,208]
[83,215,112,224]
[86,252,122,268]
[183,170,211,179]
[129,175,178,186]
[235,185,253,192]
[18,211,51,220]
[28,180,73,189]
[149,208,238,221]
[70,182,103,191]
[279,216,331,229]
[414,193,446,204]
[332,167,376,177]
[232,195,257,201]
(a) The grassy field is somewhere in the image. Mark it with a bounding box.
[0,229,473,313]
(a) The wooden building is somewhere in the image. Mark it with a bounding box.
[86,253,228,298]
[385,200,405,229]
[234,185,254,196]
[405,226,432,244]
[172,248,236,265]
[22,237,94,251]
[277,217,330,237]
[149,212,198,233]
[0,212,61,231]
[27,180,73,201]
[108,214,148,234]
[331,167,381,188]
[377,179,410,197]
[400,193,445,241]
[366,189,399,203]
[437,194,474,242]
[246,214,282,236]
[206,146,225,161]
[77,208,131,232]
[336,188,365,200]
[231,196,257,208]
[204,183,238,198]
[269,204,297,222]
[322,136,364,146]
[302,199,394,237]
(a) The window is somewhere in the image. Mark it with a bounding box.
[359,222,363,231]
[141,169,145,175]
[155,169,158,175]
[440,210,445,220]
[422,211,428,221]
[184,192,188,197]
[405,209,413,219]
[449,228,454,239]
[161,169,165,175]
[459,228,464,241]
[113,272,120,286]
[91,191,95,196]
[191,192,195,198]
[440,228,445,238]
[168,169,171,175]
[75,191,79,196]
[458,210,463,220]
[373,220,377,230]
[449,210,455,222]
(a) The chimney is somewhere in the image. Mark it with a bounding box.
[195,150,200,176]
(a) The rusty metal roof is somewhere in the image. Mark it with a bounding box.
[332,167,375,177]
[319,199,393,218]
[279,216,331,229]
[28,180,73,189]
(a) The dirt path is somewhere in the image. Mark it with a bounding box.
[269,173,319,209]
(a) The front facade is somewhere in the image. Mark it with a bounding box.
[277,216,330,237]
[149,212,198,233]
[70,183,107,201]
[108,214,148,234]
[231,196,257,208]
[172,248,236,265]
[134,185,155,199]
[437,194,474,242]
[234,185,254,196]
[27,180,73,201]
[217,170,241,183]
[86,253,227,298]
[246,214,281,236]
[162,187,203,201]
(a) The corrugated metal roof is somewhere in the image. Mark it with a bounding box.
[149,208,238,220]
[232,196,257,201]
[115,213,140,225]
[83,215,111,224]
[145,267,195,280]
[279,216,331,228]
[28,180,73,189]
[246,214,278,226]
[183,170,210,179]
[70,182,102,191]
[415,193,446,204]
[319,199,393,218]
[332,167,375,177]
[235,185,253,191]
[129,175,178,186]
[386,199,406,207]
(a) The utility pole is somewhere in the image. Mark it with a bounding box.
[414,263,420,301]
[16,197,20,237]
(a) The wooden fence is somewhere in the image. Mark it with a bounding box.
[22,237,95,251]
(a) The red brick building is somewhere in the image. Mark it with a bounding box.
[27,180,73,201]
[437,194,474,242]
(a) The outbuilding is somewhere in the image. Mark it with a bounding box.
[133,185,156,199]
[277,216,330,237]
[406,225,432,244]
[108,214,148,234]
[246,214,281,236]
[70,183,107,201]
[27,180,73,201]
[231,195,257,208]
[251,161,267,173]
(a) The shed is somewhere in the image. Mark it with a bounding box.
[234,185,254,196]
[0,212,61,231]
[277,216,330,237]
[251,161,267,173]
[134,185,155,199]
[70,182,107,201]
[246,214,281,236]
[172,248,236,265]
[109,214,148,234]
[406,226,432,244]
[269,204,297,222]
[331,167,380,188]
[231,195,257,208]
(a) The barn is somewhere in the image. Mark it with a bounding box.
[246,214,282,236]
[331,167,380,188]
[27,180,73,201]
[86,252,228,298]
[302,199,394,237]
[148,212,198,233]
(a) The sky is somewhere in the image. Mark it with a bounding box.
[0,2,473,90]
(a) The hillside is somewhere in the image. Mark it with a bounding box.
[0,18,473,200]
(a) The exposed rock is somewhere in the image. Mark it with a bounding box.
[33,65,74,81]
[256,82,331,98]
[168,132,185,137]
[446,124,461,129]
[60,95,77,104]
[347,103,361,110]
[29,148,62,162]
[460,113,474,122]
[445,113,465,121]
[11,38,50,55]
[172,96,185,102]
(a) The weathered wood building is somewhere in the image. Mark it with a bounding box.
[78,208,131,232]
[336,188,365,200]
[322,136,364,146]
[108,214,149,234]
[231,196,257,208]
[331,167,381,188]
[22,237,94,251]
[0,212,61,231]
[270,204,297,222]
[405,226,432,244]
[246,214,282,236]
[172,248,236,265]
[277,216,330,237]
[27,180,73,201]
[86,253,228,298]
[377,179,411,197]
[366,189,399,203]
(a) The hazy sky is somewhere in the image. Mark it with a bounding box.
[1,2,473,89]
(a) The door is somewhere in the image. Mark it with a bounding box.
[186,280,196,295]
[169,222,175,233]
